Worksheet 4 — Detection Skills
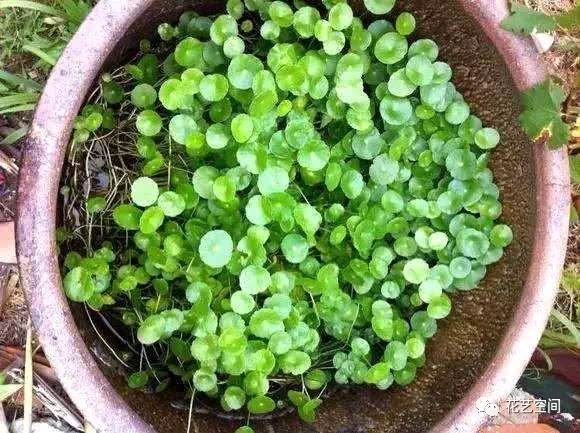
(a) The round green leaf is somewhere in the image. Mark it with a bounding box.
[63,267,95,302]
[113,204,143,230]
[131,177,159,207]
[139,206,165,234]
[281,233,309,264]
[169,114,198,145]
[297,140,330,171]
[257,167,289,195]
[158,191,186,217]
[199,230,234,268]
[240,265,271,294]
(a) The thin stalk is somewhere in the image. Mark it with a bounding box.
[22,44,57,66]
[0,0,63,16]
[23,319,33,433]
[550,309,580,348]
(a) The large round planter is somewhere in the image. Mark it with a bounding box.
[16,1,570,432]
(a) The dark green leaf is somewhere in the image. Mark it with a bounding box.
[501,4,556,34]
[128,371,149,389]
[519,79,570,148]
[570,154,580,184]
[555,4,580,29]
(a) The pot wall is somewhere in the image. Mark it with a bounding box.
[16,0,570,432]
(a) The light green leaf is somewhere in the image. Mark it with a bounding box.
[0,384,23,402]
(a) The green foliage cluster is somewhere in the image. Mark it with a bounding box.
[500,2,579,34]
[0,0,93,66]
[499,3,575,149]
[62,0,512,430]
[519,79,570,149]
[0,0,95,126]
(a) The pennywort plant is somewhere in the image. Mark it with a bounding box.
[62,0,513,430]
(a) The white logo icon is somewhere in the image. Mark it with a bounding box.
[476,397,500,416]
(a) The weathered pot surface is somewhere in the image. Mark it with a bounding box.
[16,0,570,432]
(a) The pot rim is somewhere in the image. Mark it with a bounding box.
[16,1,570,433]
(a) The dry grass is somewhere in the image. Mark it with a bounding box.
[0,268,27,347]
[541,222,580,350]
[61,67,140,252]
[525,0,576,14]
[61,62,191,253]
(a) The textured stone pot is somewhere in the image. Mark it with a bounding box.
[16,1,570,432]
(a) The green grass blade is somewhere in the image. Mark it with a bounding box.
[0,126,28,145]
[56,0,90,25]
[0,384,23,402]
[540,329,580,349]
[0,93,39,109]
[550,309,580,348]
[0,103,37,114]
[0,70,42,91]
[0,0,63,16]
[22,44,57,66]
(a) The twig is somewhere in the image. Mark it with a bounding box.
[0,403,8,433]
[33,373,83,430]
[0,272,18,313]
[5,364,84,431]
[96,312,139,355]
[0,150,17,174]
[84,304,131,369]
[23,319,33,433]
[186,388,196,433]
